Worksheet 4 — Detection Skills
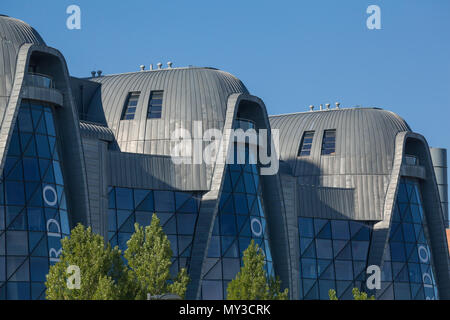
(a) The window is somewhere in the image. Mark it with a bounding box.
[298,131,314,156]
[321,129,336,155]
[147,90,163,119]
[121,92,140,120]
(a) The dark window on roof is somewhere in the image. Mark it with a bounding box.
[321,129,336,155]
[121,92,140,120]
[298,131,315,156]
[147,90,163,119]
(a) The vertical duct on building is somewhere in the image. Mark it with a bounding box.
[430,148,448,227]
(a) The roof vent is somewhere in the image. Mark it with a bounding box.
[309,105,314,111]
[335,102,340,109]
[149,64,153,71]
[326,103,331,110]
[97,70,102,77]
[157,62,163,69]
[91,71,96,78]
[167,61,173,68]
[140,65,145,71]
[319,104,323,111]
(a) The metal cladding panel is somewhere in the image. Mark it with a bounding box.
[270,108,411,221]
[86,67,248,155]
[107,151,209,191]
[297,184,355,220]
[0,15,45,119]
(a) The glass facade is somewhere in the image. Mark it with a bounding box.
[377,178,439,300]
[201,144,273,299]
[298,217,373,299]
[0,100,69,300]
[107,187,201,276]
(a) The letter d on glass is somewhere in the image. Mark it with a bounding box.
[67,265,81,289]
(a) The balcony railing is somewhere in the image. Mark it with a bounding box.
[234,118,256,131]
[24,73,54,89]
[404,154,419,166]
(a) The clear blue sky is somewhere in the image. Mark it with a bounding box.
[3,1,450,165]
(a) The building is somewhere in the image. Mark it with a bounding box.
[0,15,449,300]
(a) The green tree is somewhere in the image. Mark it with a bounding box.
[227,240,289,300]
[45,224,129,300]
[124,213,190,299]
[328,288,375,300]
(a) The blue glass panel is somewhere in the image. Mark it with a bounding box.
[177,214,196,235]
[331,220,350,240]
[299,217,314,238]
[301,258,317,279]
[107,209,117,231]
[44,111,56,136]
[35,135,51,159]
[233,194,248,214]
[220,214,236,236]
[319,280,335,299]
[30,257,48,282]
[18,108,33,132]
[115,188,133,210]
[108,189,116,209]
[7,282,30,300]
[23,158,40,181]
[351,241,369,261]
[52,161,63,185]
[334,260,353,280]
[315,239,333,259]
[222,258,240,280]
[5,181,25,205]
[154,191,175,212]
[207,236,221,258]
[202,280,223,300]
[6,231,28,255]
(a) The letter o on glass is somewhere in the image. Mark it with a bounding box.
[43,185,58,206]
[250,218,263,237]
[418,245,429,263]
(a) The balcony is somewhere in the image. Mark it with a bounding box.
[24,73,55,88]
[233,118,256,131]
[404,154,419,166]
[401,154,426,180]
[21,72,62,106]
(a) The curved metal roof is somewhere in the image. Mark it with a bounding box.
[0,15,45,107]
[86,67,248,155]
[270,107,411,221]
[270,107,410,173]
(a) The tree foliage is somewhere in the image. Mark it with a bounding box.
[45,224,128,300]
[46,214,189,300]
[328,288,375,300]
[124,213,189,299]
[226,240,288,300]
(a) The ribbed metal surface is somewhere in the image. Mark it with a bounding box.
[270,108,411,221]
[430,147,448,227]
[87,67,248,155]
[80,120,115,142]
[0,15,45,107]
